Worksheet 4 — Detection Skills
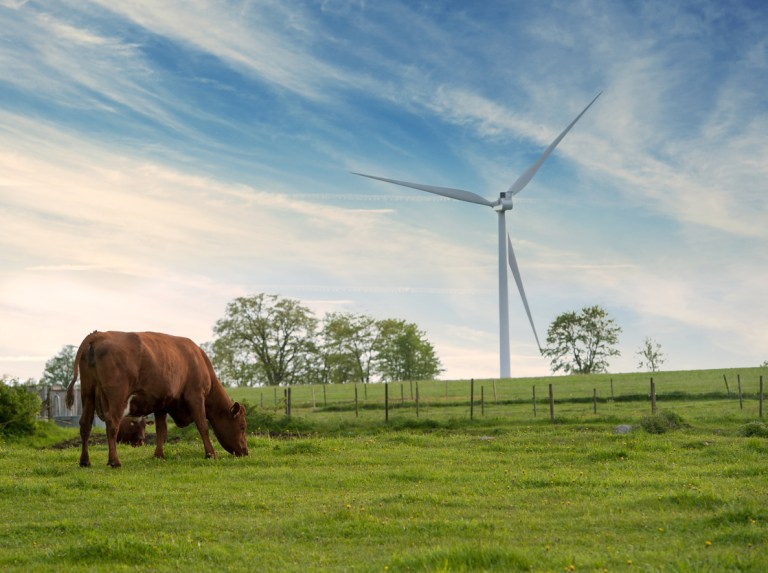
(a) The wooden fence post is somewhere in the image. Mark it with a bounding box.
[650,378,657,414]
[385,383,389,422]
[445,380,448,400]
[723,374,731,398]
[470,378,475,420]
[481,386,485,416]
[493,380,497,404]
[355,384,359,418]
[593,388,597,415]
[410,380,414,400]
[323,383,327,407]
[737,374,743,411]
[416,381,420,418]
[548,384,554,422]
[274,387,277,408]
[532,385,537,418]
[312,386,316,410]
[610,378,614,401]
[284,388,292,416]
[760,375,764,419]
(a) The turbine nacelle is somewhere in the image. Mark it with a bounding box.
[494,193,514,212]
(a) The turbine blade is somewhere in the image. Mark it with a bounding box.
[507,234,542,353]
[352,172,494,207]
[506,91,602,197]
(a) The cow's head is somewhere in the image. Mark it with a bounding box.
[117,416,149,447]
[211,402,248,457]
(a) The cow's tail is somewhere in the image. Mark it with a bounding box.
[66,330,98,409]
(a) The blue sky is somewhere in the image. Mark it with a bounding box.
[1,0,767,381]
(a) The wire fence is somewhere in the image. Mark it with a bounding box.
[241,369,766,425]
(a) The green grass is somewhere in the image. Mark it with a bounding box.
[1,366,767,572]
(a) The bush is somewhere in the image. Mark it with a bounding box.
[0,382,41,436]
[640,410,687,434]
[738,421,768,438]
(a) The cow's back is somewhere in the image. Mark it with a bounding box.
[88,331,213,418]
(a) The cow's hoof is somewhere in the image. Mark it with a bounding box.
[79,460,91,468]
[107,460,122,468]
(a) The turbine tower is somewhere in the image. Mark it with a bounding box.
[354,93,601,379]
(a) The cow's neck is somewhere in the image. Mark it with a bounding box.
[205,379,233,419]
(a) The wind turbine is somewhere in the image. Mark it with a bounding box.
[353,93,601,379]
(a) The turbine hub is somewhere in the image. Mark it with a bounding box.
[494,193,513,212]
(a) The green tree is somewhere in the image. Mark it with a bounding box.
[0,376,41,436]
[200,340,258,388]
[374,319,442,382]
[320,312,379,384]
[542,305,621,374]
[210,294,318,386]
[637,337,665,372]
[40,345,76,387]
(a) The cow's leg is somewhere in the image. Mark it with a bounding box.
[78,397,95,467]
[105,415,122,468]
[153,413,168,459]
[190,400,217,459]
[103,397,128,468]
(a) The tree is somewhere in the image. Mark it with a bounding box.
[210,294,318,386]
[40,345,76,387]
[542,305,621,375]
[637,337,665,372]
[320,312,380,384]
[374,319,442,382]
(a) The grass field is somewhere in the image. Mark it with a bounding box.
[1,367,766,572]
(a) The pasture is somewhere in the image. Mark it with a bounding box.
[1,367,767,572]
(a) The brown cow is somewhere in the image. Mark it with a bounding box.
[66,330,248,467]
[117,416,153,447]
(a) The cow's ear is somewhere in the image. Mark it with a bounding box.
[230,402,242,417]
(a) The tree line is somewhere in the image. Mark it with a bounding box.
[20,299,681,392]
[205,293,442,386]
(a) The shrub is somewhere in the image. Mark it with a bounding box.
[0,381,41,436]
[640,410,687,434]
[738,421,768,438]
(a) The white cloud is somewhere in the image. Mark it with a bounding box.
[83,0,354,101]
